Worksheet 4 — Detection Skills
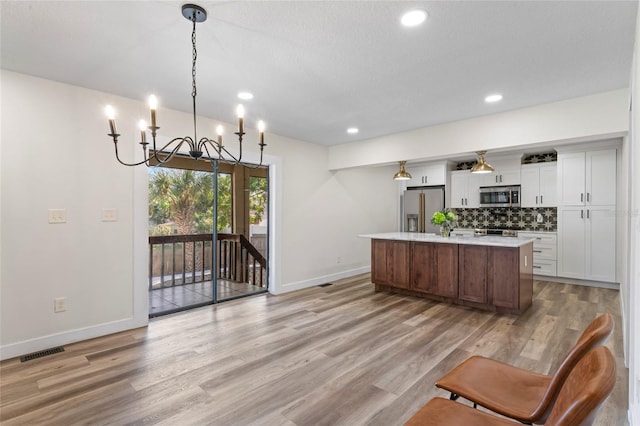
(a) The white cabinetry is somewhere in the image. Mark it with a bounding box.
[557,206,616,282]
[557,149,616,206]
[520,163,557,207]
[557,148,616,283]
[406,164,446,187]
[480,169,520,186]
[518,232,557,277]
[450,170,480,208]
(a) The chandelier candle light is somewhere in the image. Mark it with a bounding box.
[104,4,267,167]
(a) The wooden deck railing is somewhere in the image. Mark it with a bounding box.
[149,233,267,290]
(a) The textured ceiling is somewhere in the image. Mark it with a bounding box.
[1,1,637,146]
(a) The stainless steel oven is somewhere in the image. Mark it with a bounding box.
[479,185,520,207]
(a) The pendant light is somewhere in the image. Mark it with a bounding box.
[470,151,494,174]
[393,161,412,180]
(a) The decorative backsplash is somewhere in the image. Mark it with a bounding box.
[454,151,557,170]
[452,207,557,232]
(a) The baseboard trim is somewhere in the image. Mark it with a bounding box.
[535,275,619,290]
[0,316,148,361]
[272,266,371,295]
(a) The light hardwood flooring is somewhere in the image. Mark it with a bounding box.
[0,274,628,425]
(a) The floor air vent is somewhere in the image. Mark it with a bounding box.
[318,283,333,287]
[20,346,65,362]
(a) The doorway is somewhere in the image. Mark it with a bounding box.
[147,158,269,317]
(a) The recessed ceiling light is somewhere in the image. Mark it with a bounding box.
[401,10,427,27]
[485,94,503,103]
[347,127,359,134]
[238,92,254,100]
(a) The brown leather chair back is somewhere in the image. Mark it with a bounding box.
[545,346,616,425]
[533,313,614,421]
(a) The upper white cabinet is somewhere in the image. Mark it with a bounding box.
[520,163,557,207]
[450,170,480,208]
[480,169,520,186]
[557,149,616,206]
[406,164,446,187]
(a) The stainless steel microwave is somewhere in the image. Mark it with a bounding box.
[479,185,520,207]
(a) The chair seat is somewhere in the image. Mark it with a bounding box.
[435,355,551,423]
[404,397,518,426]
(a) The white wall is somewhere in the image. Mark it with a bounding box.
[0,70,398,359]
[627,5,640,424]
[328,89,629,171]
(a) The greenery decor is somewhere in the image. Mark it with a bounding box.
[431,209,458,232]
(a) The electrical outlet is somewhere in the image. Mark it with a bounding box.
[102,208,118,222]
[48,209,67,224]
[54,297,67,313]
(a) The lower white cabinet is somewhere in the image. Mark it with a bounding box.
[557,206,616,282]
[518,232,557,277]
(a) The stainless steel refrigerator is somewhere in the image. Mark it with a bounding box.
[402,186,445,233]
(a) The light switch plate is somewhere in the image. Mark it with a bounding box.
[102,208,118,222]
[48,209,67,224]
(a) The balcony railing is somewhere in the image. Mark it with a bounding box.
[149,233,267,290]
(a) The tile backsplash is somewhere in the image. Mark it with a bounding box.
[452,207,557,232]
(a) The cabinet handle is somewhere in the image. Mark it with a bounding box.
[581,210,584,219]
[500,175,503,183]
[461,198,464,205]
[533,250,542,253]
[587,192,590,202]
[581,193,584,202]
[540,195,543,204]
[533,265,542,269]
[587,209,590,219]
[495,176,498,183]
[535,196,538,205]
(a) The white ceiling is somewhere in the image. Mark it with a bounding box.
[1,1,637,146]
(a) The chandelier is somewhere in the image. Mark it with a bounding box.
[104,4,267,167]
[470,150,494,174]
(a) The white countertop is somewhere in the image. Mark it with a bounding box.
[359,232,536,248]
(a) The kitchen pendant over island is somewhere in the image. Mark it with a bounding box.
[361,232,536,315]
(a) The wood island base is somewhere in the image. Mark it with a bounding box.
[368,236,534,315]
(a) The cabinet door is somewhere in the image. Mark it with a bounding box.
[371,239,389,284]
[586,206,616,282]
[557,207,586,278]
[499,169,521,186]
[520,165,541,207]
[538,163,557,206]
[586,150,616,206]
[450,172,468,208]
[466,174,481,208]
[558,152,586,205]
[406,164,446,187]
[458,245,487,303]
[412,242,458,298]
[488,246,519,309]
[388,241,410,288]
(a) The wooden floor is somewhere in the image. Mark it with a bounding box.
[0,274,628,425]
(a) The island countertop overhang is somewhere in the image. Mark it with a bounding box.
[360,232,536,248]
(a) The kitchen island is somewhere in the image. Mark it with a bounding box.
[361,232,535,315]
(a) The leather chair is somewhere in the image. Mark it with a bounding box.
[405,345,616,426]
[434,313,613,424]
